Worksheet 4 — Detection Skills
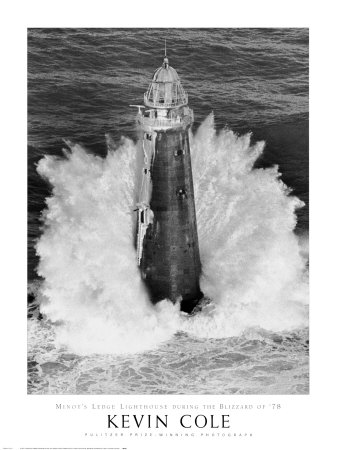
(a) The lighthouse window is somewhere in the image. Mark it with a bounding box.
[146,133,152,141]
[176,188,187,199]
[174,149,184,157]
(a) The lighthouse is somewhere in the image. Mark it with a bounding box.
[132,52,203,313]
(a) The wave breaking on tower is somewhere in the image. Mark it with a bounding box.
[33,114,308,355]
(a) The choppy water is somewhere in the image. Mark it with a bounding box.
[28,28,309,395]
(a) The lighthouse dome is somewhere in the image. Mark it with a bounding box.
[152,64,179,83]
[144,57,188,109]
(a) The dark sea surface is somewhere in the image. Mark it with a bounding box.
[28,28,309,394]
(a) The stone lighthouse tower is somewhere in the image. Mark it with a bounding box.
[133,52,202,313]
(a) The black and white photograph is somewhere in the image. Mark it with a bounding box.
[27,27,309,395]
[4,0,337,448]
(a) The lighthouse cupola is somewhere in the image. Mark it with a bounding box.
[144,56,188,109]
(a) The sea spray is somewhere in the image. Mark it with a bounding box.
[36,138,179,355]
[34,114,308,355]
[185,114,308,337]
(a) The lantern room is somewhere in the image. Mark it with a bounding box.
[144,56,188,109]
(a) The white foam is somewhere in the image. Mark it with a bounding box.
[186,114,308,338]
[36,138,179,355]
[35,115,308,355]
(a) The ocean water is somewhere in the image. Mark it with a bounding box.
[28,28,309,395]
